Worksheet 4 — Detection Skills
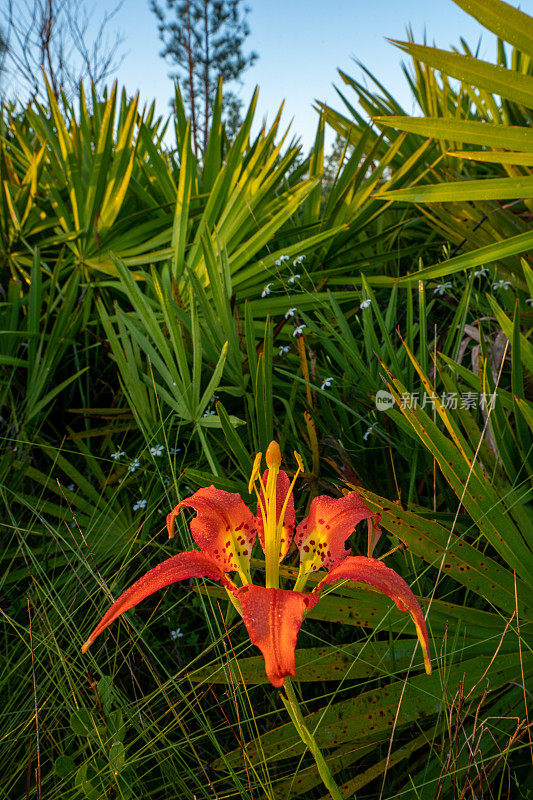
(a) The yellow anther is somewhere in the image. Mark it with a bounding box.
[248,451,262,494]
[293,450,304,472]
[265,441,281,469]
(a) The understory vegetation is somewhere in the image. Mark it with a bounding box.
[1,0,532,797]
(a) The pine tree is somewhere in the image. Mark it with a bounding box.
[150,0,257,153]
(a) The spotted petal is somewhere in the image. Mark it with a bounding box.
[81,551,235,653]
[256,469,295,561]
[235,585,319,687]
[294,491,381,573]
[167,486,257,575]
[315,556,431,674]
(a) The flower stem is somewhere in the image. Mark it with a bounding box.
[281,678,345,800]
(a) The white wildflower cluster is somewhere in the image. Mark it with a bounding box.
[262,254,306,298]
[320,377,334,390]
[474,268,489,278]
[360,299,371,309]
[128,458,140,473]
[433,282,453,296]
[150,444,164,456]
[132,499,147,511]
[285,307,297,319]
[111,450,126,460]
[293,324,306,337]
[170,628,184,641]
[203,396,217,417]
[278,345,290,356]
[492,279,511,291]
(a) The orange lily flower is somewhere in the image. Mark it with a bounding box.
[82,442,431,686]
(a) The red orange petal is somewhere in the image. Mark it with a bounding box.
[235,585,319,687]
[167,486,257,574]
[294,491,381,573]
[82,551,234,652]
[316,556,431,674]
[256,469,295,561]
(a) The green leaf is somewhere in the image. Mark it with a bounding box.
[107,710,125,743]
[453,0,533,59]
[215,651,532,768]
[392,40,533,108]
[358,488,530,617]
[398,229,533,283]
[108,741,125,773]
[375,175,533,202]
[373,116,533,151]
[97,675,113,715]
[55,755,76,778]
[70,708,95,737]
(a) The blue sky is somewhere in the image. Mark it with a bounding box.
[110,0,497,149]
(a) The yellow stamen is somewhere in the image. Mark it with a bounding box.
[248,451,262,494]
[264,457,279,588]
[266,441,281,468]
[249,443,303,590]
[253,482,267,532]
[277,452,303,540]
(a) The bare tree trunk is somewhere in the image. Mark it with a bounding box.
[185,0,198,157]
[203,0,209,152]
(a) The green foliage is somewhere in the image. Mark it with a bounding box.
[1,0,532,797]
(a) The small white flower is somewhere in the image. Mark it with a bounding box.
[321,377,334,390]
[132,499,147,511]
[360,299,371,309]
[293,255,306,266]
[363,423,377,441]
[261,283,273,297]
[287,274,300,284]
[474,268,489,278]
[150,444,164,456]
[274,255,290,266]
[526,297,533,306]
[170,628,184,641]
[127,457,140,473]
[492,279,511,291]
[169,446,181,455]
[67,483,75,491]
[433,282,453,296]
[111,450,126,460]
[203,409,216,416]
[278,345,290,356]
[285,306,297,319]
[293,324,306,337]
